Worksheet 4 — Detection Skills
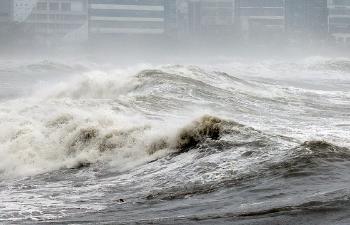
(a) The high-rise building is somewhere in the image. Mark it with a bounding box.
[185,0,235,36]
[235,0,285,40]
[164,0,177,35]
[328,0,350,44]
[0,0,12,23]
[0,0,13,45]
[12,0,37,23]
[285,0,328,41]
[196,0,235,35]
[24,0,88,39]
[88,0,174,38]
[187,0,201,34]
[0,0,12,41]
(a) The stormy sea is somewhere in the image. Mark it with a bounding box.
[0,57,349,224]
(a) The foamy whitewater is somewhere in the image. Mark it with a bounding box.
[0,58,350,224]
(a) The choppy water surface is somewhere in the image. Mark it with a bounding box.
[0,58,349,224]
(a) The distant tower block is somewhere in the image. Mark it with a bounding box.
[23,0,88,40]
[328,0,350,45]
[88,0,176,38]
[235,0,285,41]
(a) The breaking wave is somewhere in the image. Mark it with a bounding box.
[0,63,349,180]
[145,139,350,201]
[0,106,253,178]
[1,59,350,224]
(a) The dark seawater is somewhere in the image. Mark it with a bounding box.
[0,58,349,224]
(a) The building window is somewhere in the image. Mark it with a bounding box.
[49,3,59,11]
[37,2,47,10]
[61,3,71,12]
[37,14,47,20]
[71,1,83,12]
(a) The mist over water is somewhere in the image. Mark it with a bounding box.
[1,0,350,222]
[0,51,349,224]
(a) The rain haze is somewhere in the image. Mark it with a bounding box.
[0,0,350,224]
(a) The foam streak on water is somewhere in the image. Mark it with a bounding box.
[0,58,349,224]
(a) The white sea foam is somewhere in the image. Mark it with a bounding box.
[0,58,349,178]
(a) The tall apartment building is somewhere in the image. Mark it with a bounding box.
[187,0,235,36]
[187,0,201,34]
[0,0,12,23]
[328,0,350,44]
[164,0,177,35]
[285,0,328,41]
[24,0,88,39]
[0,0,12,42]
[235,0,285,40]
[12,0,38,22]
[88,0,175,38]
[0,0,13,46]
